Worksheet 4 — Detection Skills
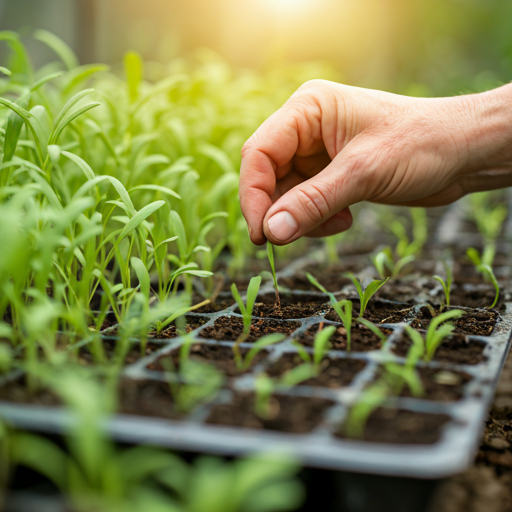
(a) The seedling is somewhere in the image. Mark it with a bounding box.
[267,242,280,308]
[345,381,389,438]
[293,325,335,373]
[433,259,454,309]
[234,333,285,372]
[345,273,389,318]
[467,248,500,308]
[404,309,464,362]
[231,276,261,337]
[357,317,388,344]
[372,246,415,279]
[163,357,224,414]
[254,365,317,419]
[306,272,354,349]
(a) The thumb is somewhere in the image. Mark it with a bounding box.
[262,154,367,244]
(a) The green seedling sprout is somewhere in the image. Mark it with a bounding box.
[372,246,415,279]
[345,381,389,438]
[357,318,388,344]
[404,309,464,362]
[433,259,454,309]
[292,325,335,373]
[163,357,224,414]
[234,333,285,372]
[306,272,354,349]
[254,364,317,419]
[467,247,500,308]
[345,273,389,318]
[267,242,281,309]
[231,276,262,336]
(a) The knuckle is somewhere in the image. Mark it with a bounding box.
[295,183,331,223]
[241,137,255,158]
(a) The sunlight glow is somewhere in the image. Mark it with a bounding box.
[261,0,315,14]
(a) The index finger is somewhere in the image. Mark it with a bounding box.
[239,107,300,245]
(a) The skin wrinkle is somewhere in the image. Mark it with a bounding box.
[241,80,512,245]
[295,186,326,223]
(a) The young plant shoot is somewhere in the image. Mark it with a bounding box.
[405,308,464,362]
[306,272,354,349]
[345,273,389,318]
[267,242,280,309]
[433,259,454,309]
[467,248,500,308]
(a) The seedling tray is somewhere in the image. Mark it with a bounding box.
[1,200,512,480]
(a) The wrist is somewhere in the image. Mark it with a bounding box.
[460,83,512,175]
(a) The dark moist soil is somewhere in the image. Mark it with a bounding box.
[147,343,269,377]
[98,315,210,341]
[148,315,210,339]
[433,345,512,512]
[0,375,61,407]
[393,331,487,365]
[78,338,164,366]
[325,299,414,324]
[242,293,330,320]
[205,392,335,433]
[279,262,362,292]
[376,276,436,304]
[118,378,181,419]
[337,408,451,444]
[298,323,392,352]
[191,295,234,313]
[198,315,300,343]
[449,282,505,310]
[267,352,366,388]
[410,305,498,336]
[373,366,472,401]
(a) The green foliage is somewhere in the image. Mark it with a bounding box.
[404,309,464,362]
[267,242,280,308]
[467,248,500,308]
[305,272,354,349]
[345,273,389,318]
[235,333,285,371]
[231,276,261,336]
[433,259,454,308]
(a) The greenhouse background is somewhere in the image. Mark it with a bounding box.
[1,1,512,512]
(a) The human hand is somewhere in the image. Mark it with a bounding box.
[239,80,512,245]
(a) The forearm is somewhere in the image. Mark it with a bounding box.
[461,83,512,177]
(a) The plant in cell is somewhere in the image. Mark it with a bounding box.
[293,325,336,374]
[267,242,281,309]
[467,247,500,308]
[371,246,415,279]
[344,273,389,318]
[306,272,354,349]
[162,356,224,414]
[234,333,285,372]
[357,317,388,345]
[231,276,262,338]
[433,259,454,309]
[253,365,317,419]
[344,381,389,438]
[404,309,464,362]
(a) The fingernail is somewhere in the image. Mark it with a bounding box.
[267,211,298,241]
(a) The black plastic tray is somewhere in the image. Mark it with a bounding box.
[1,199,511,480]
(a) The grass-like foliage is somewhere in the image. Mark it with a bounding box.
[344,273,389,318]
[234,333,285,371]
[404,308,464,362]
[231,276,262,336]
[467,247,500,308]
[267,242,280,308]
[433,259,454,309]
[306,272,353,349]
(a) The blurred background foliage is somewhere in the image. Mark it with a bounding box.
[1,0,512,97]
